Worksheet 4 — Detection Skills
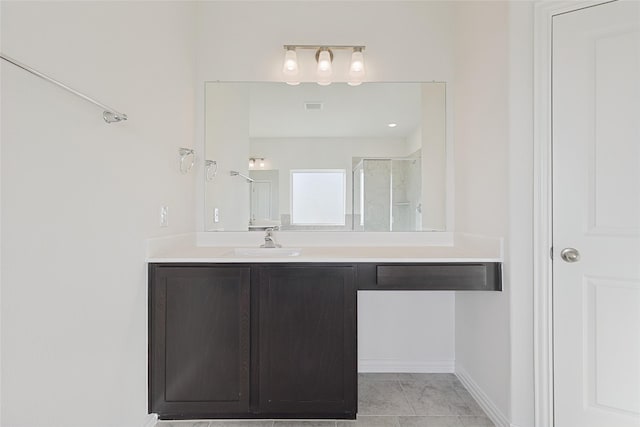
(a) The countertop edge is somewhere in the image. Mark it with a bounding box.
[146,257,503,263]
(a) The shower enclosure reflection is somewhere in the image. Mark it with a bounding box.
[353,158,422,232]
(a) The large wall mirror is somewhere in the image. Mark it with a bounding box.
[204,82,447,232]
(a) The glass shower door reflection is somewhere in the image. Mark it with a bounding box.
[353,158,422,232]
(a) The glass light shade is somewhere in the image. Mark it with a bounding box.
[282,48,300,85]
[249,158,255,168]
[259,159,265,168]
[317,50,332,75]
[349,50,365,74]
[348,50,365,86]
[316,49,332,85]
[282,49,298,75]
[317,75,332,86]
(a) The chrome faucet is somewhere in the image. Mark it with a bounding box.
[260,228,281,248]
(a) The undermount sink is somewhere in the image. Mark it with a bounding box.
[230,247,303,257]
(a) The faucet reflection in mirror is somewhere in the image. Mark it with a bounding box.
[282,45,366,86]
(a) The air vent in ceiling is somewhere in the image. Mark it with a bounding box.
[304,102,324,111]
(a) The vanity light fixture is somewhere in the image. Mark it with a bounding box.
[282,45,366,86]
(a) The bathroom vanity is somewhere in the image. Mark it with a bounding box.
[147,244,501,420]
[149,263,357,420]
[147,77,505,420]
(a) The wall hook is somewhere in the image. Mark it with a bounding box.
[205,160,218,181]
[179,148,195,174]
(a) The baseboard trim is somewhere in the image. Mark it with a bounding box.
[143,413,158,427]
[359,359,454,373]
[455,365,510,427]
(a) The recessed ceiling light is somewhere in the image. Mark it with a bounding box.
[388,123,397,128]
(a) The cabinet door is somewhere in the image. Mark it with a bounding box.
[149,265,250,418]
[258,265,357,417]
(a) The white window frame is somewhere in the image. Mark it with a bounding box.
[289,169,346,226]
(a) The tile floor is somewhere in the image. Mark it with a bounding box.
[156,373,495,427]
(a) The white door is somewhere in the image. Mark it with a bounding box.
[250,181,272,222]
[553,1,640,426]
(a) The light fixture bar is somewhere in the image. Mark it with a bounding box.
[284,45,365,51]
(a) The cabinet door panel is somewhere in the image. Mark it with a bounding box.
[258,265,357,416]
[149,265,250,417]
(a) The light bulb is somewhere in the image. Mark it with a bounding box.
[282,47,299,86]
[283,48,298,74]
[259,159,265,168]
[348,48,365,86]
[249,158,255,168]
[316,48,333,85]
[318,50,332,72]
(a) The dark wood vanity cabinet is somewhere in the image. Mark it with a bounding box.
[257,266,357,416]
[149,265,251,418]
[148,261,500,420]
[148,263,357,420]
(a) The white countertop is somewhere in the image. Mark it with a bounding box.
[146,234,502,263]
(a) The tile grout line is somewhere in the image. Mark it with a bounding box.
[395,379,417,416]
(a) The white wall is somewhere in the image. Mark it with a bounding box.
[359,291,455,373]
[1,2,196,427]
[195,0,459,372]
[195,1,454,83]
[451,3,537,425]
[421,83,446,231]
[0,2,3,421]
[507,2,535,426]
[452,0,511,422]
[205,83,251,231]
